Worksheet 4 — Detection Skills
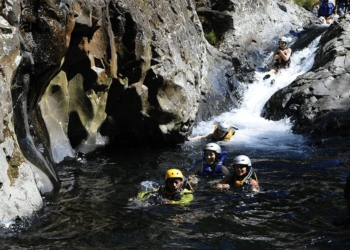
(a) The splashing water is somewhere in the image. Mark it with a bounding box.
[189,36,321,158]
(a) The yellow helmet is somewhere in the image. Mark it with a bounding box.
[165,169,184,181]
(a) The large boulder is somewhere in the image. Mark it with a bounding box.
[29,0,241,152]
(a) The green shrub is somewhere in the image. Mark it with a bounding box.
[205,30,217,45]
[294,0,319,11]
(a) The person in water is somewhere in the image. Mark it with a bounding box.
[187,121,237,141]
[137,169,194,205]
[216,155,259,192]
[263,36,292,81]
[189,143,230,180]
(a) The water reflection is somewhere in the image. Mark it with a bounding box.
[1,146,349,249]
[3,22,350,250]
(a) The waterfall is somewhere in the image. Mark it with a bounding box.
[188,36,321,158]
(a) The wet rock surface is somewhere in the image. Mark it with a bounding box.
[262,17,350,144]
[0,0,349,226]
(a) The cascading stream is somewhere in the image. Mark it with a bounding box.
[188,36,321,158]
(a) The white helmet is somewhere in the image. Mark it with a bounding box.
[203,143,222,155]
[279,36,288,45]
[232,155,252,167]
[218,122,231,132]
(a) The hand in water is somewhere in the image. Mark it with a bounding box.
[216,183,230,189]
[188,175,199,185]
[251,186,260,193]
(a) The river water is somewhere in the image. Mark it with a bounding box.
[1,35,350,249]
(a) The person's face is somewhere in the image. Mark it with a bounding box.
[205,150,217,165]
[234,164,247,176]
[217,129,227,138]
[279,41,286,48]
[166,178,183,193]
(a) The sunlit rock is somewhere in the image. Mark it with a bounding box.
[218,0,317,82]
[262,19,350,137]
[0,0,43,226]
[39,71,75,163]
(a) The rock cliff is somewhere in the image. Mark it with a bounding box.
[262,16,350,143]
[0,0,241,227]
[1,0,342,227]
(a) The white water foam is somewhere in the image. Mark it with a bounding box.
[188,36,321,157]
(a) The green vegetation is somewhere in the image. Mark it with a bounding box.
[3,125,13,138]
[7,145,25,186]
[205,30,217,46]
[294,0,318,11]
[198,12,228,48]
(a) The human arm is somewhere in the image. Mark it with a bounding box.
[279,48,292,62]
[191,164,202,175]
[187,162,202,184]
[187,133,212,141]
[250,172,259,192]
[250,179,259,193]
[137,190,158,200]
[166,191,194,205]
[221,165,230,176]
[187,174,199,185]
[215,175,231,189]
[272,49,280,62]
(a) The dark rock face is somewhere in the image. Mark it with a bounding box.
[1,0,242,219]
[218,0,317,82]
[2,0,346,224]
[262,17,350,139]
[7,0,241,164]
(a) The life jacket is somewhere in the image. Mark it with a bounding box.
[199,151,227,177]
[212,124,235,141]
[230,167,258,187]
[159,177,194,201]
[318,0,334,16]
